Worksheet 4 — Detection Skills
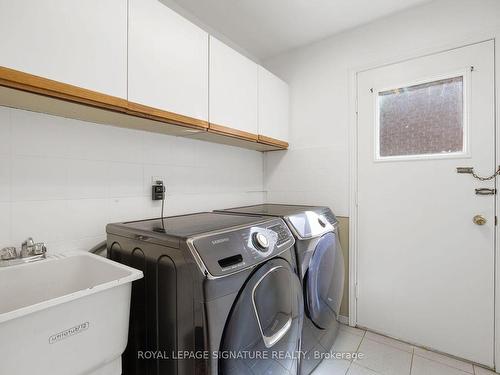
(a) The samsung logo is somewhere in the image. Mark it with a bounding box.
[211,238,229,245]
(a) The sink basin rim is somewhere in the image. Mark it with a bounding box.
[0,251,143,324]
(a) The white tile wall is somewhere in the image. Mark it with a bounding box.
[0,106,265,252]
[265,146,344,211]
[263,0,500,217]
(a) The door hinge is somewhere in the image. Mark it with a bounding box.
[355,283,360,299]
[495,216,497,226]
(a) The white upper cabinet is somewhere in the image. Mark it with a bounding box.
[258,67,290,142]
[128,0,208,121]
[209,37,258,135]
[0,0,127,99]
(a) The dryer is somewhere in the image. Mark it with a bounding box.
[106,212,303,375]
[216,204,345,374]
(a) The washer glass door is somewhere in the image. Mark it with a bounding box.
[306,232,345,329]
[219,258,303,375]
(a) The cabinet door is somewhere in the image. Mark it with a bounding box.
[258,67,289,142]
[0,0,127,99]
[209,37,258,136]
[128,0,208,122]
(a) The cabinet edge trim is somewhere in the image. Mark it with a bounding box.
[0,66,289,150]
[126,102,208,130]
[0,66,128,110]
[257,135,289,149]
[0,66,210,131]
[209,122,259,142]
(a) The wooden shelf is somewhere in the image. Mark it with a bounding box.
[258,135,289,149]
[209,122,258,142]
[0,66,288,151]
[126,101,208,130]
[0,66,128,111]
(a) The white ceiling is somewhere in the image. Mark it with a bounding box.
[169,0,433,60]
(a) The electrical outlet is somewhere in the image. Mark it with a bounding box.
[152,180,166,201]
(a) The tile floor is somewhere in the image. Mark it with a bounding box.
[312,324,496,375]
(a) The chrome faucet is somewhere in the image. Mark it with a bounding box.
[0,237,47,266]
[20,237,47,258]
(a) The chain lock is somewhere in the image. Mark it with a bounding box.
[457,166,500,181]
[471,166,500,181]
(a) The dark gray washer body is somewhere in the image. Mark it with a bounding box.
[107,212,304,375]
[215,204,345,374]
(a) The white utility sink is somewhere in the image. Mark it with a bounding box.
[0,251,143,375]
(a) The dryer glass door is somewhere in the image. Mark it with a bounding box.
[219,258,303,375]
[306,232,345,329]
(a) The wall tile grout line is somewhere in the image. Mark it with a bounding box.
[409,346,414,375]
[0,105,266,251]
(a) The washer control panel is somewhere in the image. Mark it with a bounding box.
[286,208,337,239]
[191,218,294,277]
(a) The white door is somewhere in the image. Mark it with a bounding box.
[356,40,495,366]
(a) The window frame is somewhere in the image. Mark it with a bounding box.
[373,69,471,162]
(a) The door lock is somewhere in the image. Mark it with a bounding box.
[473,215,487,225]
[475,188,496,195]
[456,166,500,181]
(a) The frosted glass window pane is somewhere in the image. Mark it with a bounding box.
[378,76,464,157]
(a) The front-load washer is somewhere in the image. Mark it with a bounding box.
[216,204,345,374]
[106,212,304,375]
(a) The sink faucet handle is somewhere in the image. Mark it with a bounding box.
[22,237,34,250]
[0,247,18,260]
[32,242,47,255]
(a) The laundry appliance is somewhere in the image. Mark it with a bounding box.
[216,204,345,374]
[107,212,304,375]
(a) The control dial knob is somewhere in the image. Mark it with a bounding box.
[253,232,270,251]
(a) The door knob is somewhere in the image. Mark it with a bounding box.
[473,215,487,225]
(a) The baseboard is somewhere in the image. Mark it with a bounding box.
[338,315,349,325]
